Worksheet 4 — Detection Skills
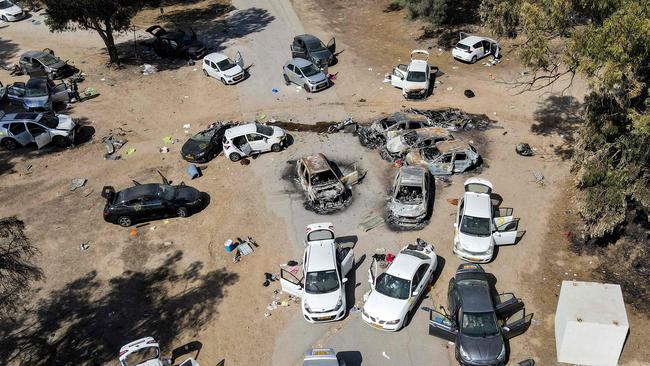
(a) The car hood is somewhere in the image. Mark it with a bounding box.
[364,290,407,321]
[176,186,201,202]
[181,139,210,156]
[389,200,426,218]
[56,114,76,131]
[132,359,164,366]
[306,71,328,84]
[222,65,243,77]
[386,136,407,153]
[23,96,49,108]
[458,334,504,363]
[311,50,332,63]
[404,80,427,91]
[3,5,22,15]
[271,126,286,138]
[458,231,493,253]
[304,289,341,312]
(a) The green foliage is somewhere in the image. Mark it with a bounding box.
[392,0,450,26]
[480,0,521,37]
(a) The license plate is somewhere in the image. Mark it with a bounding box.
[370,322,384,330]
[318,315,334,321]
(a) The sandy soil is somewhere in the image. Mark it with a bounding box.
[0,0,647,365]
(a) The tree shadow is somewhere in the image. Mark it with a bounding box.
[0,250,238,365]
[0,37,19,66]
[532,95,583,142]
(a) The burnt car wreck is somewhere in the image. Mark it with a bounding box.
[405,140,480,175]
[297,154,364,214]
[387,166,432,230]
[357,112,431,149]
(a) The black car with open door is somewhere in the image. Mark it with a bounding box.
[102,172,207,227]
[180,123,233,163]
[426,263,532,366]
[290,34,336,69]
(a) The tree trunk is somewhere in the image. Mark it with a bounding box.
[93,21,119,64]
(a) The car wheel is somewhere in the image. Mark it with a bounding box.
[220,77,227,85]
[202,69,209,77]
[176,207,188,218]
[471,56,477,64]
[1,138,19,150]
[1,16,7,22]
[303,84,311,93]
[283,74,291,85]
[118,216,132,227]
[229,153,241,162]
[271,143,282,152]
[53,136,71,148]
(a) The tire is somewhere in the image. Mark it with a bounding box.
[303,84,311,93]
[1,138,19,150]
[271,143,282,152]
[220,77,227,85]
[203,69,209,77]
[283,74,291,86]
[471,56,477,64]
[229,153,241,162]
[1,16,7,22]
[118,216,132,227]
[176,207,188,218]
[53,136,71,148]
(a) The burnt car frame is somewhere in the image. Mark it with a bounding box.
[146,25,207,60]
[358,112,430,148]
[387,166,432,230]
[427,264,533,366]
[181,122,233,163]
[290,34,336,69]
[406,140,480,175]
[296,154,363,214]
[102,173,207,227]
[381,127,452,161]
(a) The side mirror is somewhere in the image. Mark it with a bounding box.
[342,277,348,283]
[400,77,404,81]
[452,223,456,228]
[412,291,420,297]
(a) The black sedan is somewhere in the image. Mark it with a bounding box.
[181,123,232,163]
[427,264,533,366]
[102,182,206,227]
[290,34,336,69]
[146,25,207,60]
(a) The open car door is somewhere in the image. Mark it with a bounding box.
[493,209,519,245]
[338,247,354,278]
[391,64,407,89]
[7,82,25,104]
[178,358,200,366]
[341,166,366,186]
[34,131,52,149]
[502,308,533,339]
[327,37,336,55]
[234,51,244,68]
[368,257,378,288]
[428,309,458,342]
[494,293,524,318]
[52,82,69,103]
[279,268,303,298]
[411,49,430,62]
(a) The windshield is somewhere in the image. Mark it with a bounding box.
[190,129,216,142]
[460,215,491,236]
[255,123,274,136]
[40,114,60,129]
[395,185,423,204]
[456,43,471,51]
[216,58,237,71]
[375,273,410,300]
[406,71,426,82]
[305,269,339,294]
[311,170,337,185]
[307,229,334,242]
[25,80,48,97]
[0,0,14,9]
[40,53,60,66]
[158,185,176,201]
[462,311,500,337]
[123,346,160,366]
[306,39,327,51]
[300,64,321,77]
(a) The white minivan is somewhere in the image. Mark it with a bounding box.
[279,223,355,323]
[222,123,287,162]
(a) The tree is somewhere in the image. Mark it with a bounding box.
[0,217,43,315]
[42,0,143,64]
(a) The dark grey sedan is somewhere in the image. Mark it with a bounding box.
[427,263,532,366]
[290,34,336,69]
[283,58,330,93]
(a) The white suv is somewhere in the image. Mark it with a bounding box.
[280,223,355,323]
[222,123,287,162]
[390,50,432,99]
[452,178,520,263]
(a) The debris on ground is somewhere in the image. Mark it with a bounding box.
[404,108,493,131]
[125,148,136,156]
[359,215,385,232]
[162,136,173,144]
[240,158,250,165]
[79,241,90,251]
[231,237,257,263]
[516,143,535,156]
[533,171,545,185]
[142,64,158,75]
[160,146,169,154]
[464,89,475,98]
[187,164,200,179]
[327,117,357,134]
[69,178,87,191]
[447,198,459,206]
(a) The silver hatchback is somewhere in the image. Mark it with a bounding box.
[283,58,330,92]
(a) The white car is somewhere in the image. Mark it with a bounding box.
[119,337,199,366]
[390,50,432,99]
[0,0,25,22]
[453,178,520,263]
[202,52,245,85]
[280,223,355,323]
[222,123,287,162]
[362,239,437,331]
[452,33,499,64]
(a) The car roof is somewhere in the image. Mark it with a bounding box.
[117,183,161,202]
[456,275,494,313]
[26,77,47,88]
[300,154,332,174]
[463,191,492,218]
[0,112,40,122]
[386,251,425,280]
[296,34,320,43]
[306,241,336,272]
[224,123,258,138]
[409,59,428,72]
[458,35,494,46]
[22,50,49,58]
[415,127,449,139]
[204,52,228,62]
[398,166,426,186]
[289,58,313,68]
[436,140,470,153]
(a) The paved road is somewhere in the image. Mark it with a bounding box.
[227,0,350,123]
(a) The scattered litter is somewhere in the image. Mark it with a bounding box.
[224,239,236,253]
[266,302,278,311]
[163,219,170,224]
[183,123,191,129]
[187,164,200,179]
[383,73,391,83]
[447,198,459,206]
[358,98,366,102]
[163,241,173,246]
[516,143,535,156]
[69,178,87,191]
[359,215,385,232]
[79,241,90,251]
[183,95,189,99]
[192,68,197,71]
[464,89,475,98]
[368,67,373,71]
[446,87,453,91]
[162,136,173,144]
[159,146,169,153]
[271,88,279,93]
[83,87,97,97]
[264,312,271,317]
[350,306,361,313]
[403,108,493,131]
[129,228,137,237]
[125,148,136,155]
[150,226,156,231]
[452,66,458,70]
[240,158,250,165]
[24,164,33,174]
[100,78,106,81]
[533,171,545,185]
[142,64,158,75]
[256,113,267,122]
[382,352,390,360]
[327,72,338,80]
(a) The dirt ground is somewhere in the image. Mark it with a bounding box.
[0,0,648,365]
